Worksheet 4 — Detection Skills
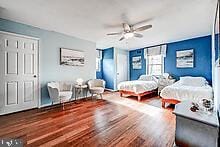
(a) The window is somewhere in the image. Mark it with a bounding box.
[96,58,101,71]
[147,55,164,75]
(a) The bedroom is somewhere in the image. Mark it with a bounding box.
[0,0,219,146]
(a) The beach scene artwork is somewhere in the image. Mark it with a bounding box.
[60,48,85,66]
[176,49,194,68]
[132,56,142,69]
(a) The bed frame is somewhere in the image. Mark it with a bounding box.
[161,98,180,108]
[119,89,158,101]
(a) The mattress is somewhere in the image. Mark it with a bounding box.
[160,81,213,102]
[117,80,158,94]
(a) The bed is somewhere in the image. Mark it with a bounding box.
[160,76,213,108]
[118,75,158,101]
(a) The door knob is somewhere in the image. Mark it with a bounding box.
[34,75,37,78]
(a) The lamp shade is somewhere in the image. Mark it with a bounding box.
[76,78,83,85]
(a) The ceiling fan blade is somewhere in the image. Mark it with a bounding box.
[134,33,143,38]
[107,32,122,35]
[135,25,152,32]
[119,36,125,41]
[123,23,131,32]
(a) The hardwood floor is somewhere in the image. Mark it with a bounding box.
[0,92,175,147]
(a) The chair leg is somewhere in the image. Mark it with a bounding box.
[100,94,103,99]
[91,94,93,99]
[120,92,123,97]
[62,102,65,110]
[138,95,141,101]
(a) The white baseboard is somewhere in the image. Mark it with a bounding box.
[39,94,93,108]
[105,88,117,92]
[39,103,52,108]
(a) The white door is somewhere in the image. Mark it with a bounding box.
[116,52,128,88]
[0,32,39,115]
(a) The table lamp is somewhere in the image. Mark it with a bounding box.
[76,78,83,86]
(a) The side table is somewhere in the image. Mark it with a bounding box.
[158,78,175,94]
[74,85,88,101]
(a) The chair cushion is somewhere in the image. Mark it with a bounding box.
[88,79,105,88]
[59,91,72,101]
[89,87,104,94]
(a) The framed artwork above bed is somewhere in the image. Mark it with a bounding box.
[176,49,194,68]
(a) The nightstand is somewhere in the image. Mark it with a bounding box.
[158,78,175,94]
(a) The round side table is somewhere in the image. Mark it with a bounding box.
[74,85,88,101]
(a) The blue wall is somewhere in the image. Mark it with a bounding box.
[102,48,115,89]
[215,34,219,61]
[130,35,212,84]
[129,49,146,80]
[165,36,212,83]
[0,18,96,105]
[96,70,103,79]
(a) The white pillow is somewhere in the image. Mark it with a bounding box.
[180,76,207,87]
[138,75,156,82]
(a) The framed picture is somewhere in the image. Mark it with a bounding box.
[132,56,142,69]
[176,49,194,68]
[60,48,85,66]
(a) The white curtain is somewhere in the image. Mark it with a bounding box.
[144,44,167,58]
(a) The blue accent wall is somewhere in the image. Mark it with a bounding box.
[96,70,103,79]
[129,49,146,80]
[0,18,96,105]
[102,48,115,89]
[129,35,212,84]
[165,36,212,83]
[215,34,219,61]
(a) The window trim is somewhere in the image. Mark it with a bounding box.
[146,55,164,76]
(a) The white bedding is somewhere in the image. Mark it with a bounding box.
[160,81,213,102]
[117,80,158,94]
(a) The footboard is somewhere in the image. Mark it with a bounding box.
[119,89,158,101]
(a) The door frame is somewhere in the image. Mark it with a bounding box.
[0,31,41,108]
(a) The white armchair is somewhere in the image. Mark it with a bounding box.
[88,79,105,99]
[47,82,72,109]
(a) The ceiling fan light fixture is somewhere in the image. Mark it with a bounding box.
[124,32,134,39]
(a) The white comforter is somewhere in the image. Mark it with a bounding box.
[117,80,158,94]
[160,81,213,102]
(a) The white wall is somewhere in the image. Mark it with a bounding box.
[214,66,220,111]
[212,1,219,111]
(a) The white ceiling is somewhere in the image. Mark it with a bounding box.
[0,0,217,50]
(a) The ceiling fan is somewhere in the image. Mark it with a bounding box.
[107,23,152,41]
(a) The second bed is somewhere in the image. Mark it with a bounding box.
[118,75,158,101]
